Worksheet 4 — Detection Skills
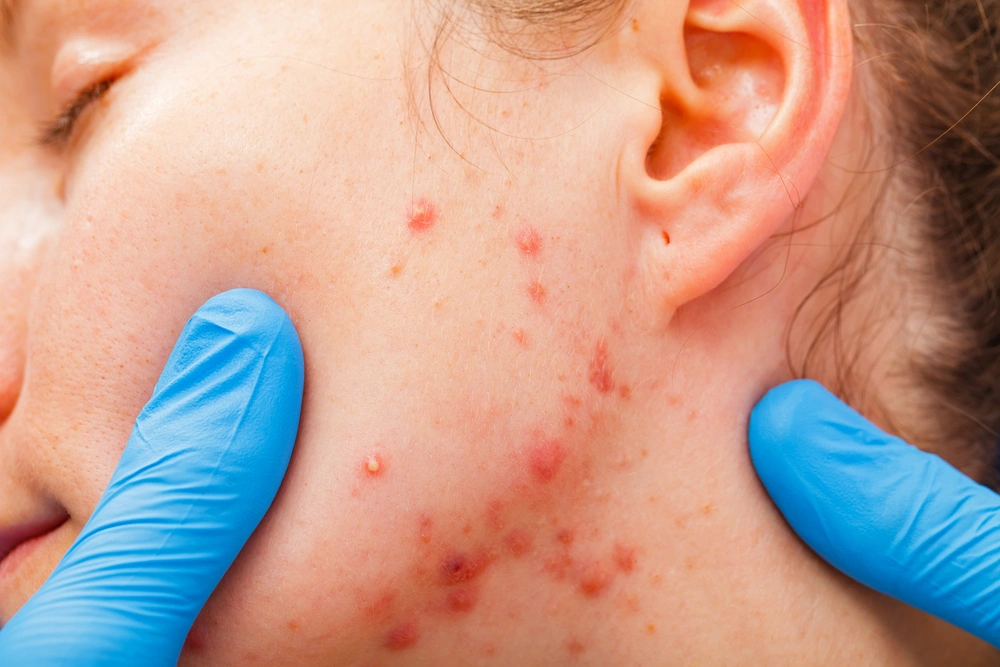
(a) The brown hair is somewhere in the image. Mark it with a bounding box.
[460,0,1000,481]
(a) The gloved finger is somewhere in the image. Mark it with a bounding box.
[749,379,1000,648]
[0,288,305,666]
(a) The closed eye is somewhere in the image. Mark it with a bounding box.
[38,79,114,148]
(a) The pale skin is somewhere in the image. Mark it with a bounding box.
[0,0,996,664]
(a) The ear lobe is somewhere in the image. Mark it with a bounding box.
[626,0,852,316]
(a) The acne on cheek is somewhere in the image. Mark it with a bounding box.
[366,204,639,656]
[352,389,641,655]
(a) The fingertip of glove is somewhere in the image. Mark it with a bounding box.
[750,380,829,457]
[198,289,299,351]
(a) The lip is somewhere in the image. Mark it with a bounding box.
[0,514,70,585]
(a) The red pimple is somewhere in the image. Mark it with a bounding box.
[514,227,543,257]
[527,280,548,304]
[363,453,385,477]
[529,438,566,483]
[505,529,532,557]
[440,552,489,585]
[588,339,615,394]
[446,586,478,613]
[579,562,612,597]
[383,621,420,651]
[613,544,637,574]
[407,198,437,233]
[512,328,528,347]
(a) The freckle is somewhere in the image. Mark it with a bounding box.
[647,623,656,634]
[527,280,548,304]
[492,204,505,220]
[588,339,615,394]
[632,18,640,32]
[579,562,612,597]
[446,586,478,613]
[556,529,575,546]
[613,544,636,574]
[702,504,714,516]
[505,529,532,556]
[528,438,566,483]
[390,264,404,278]
[364,453,384,477]
[462,522,473,535]
[261,246,269,255]
[407,198,437,233]
[641,449,649,458]
[256,160,265,173]
[514,227,543,257]
[286,618,301,631]
[383,621,419,651]
[619,385,632,399]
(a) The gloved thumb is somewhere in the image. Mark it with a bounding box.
[750,379,1000,648]
[0,288,305,666]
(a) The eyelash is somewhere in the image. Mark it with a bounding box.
[39,79,115,148]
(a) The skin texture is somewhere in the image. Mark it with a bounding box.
[0,0,997,664]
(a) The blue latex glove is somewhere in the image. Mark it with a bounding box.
[750,379,1000,648]
[0,289,305,666]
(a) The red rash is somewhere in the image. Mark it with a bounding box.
[383,621,420,651]
[578,562,612,597]
[440,552,490,585]
[514,227,543,257]
[528,438,566,483]
[588,339,615,394]
[446,586,478,613]
[505,529,532,557]
[527,280,548,304]
[407,198,437,232]
[613,544,637,574]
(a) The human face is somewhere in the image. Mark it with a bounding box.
[0,0,995,664]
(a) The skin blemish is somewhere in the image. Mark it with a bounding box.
[662,230,671,245]
[527,280,548,304]
[579,562,613,598]
[613,544,637,574]
[588,339,615,394]
[566,638,586,656]
[419,515,434,544]
[514,226,543,257]
[383,621,420,651]
[364,453,384,477]
[556,529,575,546]
[286,618,301,631]
[528,438,566,483]
[619,385,632,400]
[440,552,490,585]
[512,328,528,347]
[446,586,478,613]
[406,198,437,233]
[505,529,532,557]
[390,263,404,278]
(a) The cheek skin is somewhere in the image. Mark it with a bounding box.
[233,201,645,661]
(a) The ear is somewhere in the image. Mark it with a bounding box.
[621,0,853,317]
